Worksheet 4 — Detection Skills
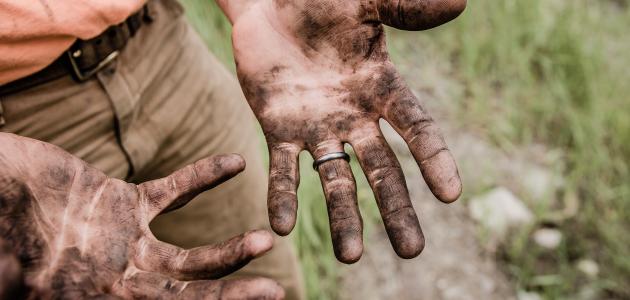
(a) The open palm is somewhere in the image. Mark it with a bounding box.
[222,0,467,263]
[0,134,283,299]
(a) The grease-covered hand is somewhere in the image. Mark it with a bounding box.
[216,0,466,263]
[0,133,284,299]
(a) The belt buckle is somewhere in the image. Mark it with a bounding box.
[66,49,119,82]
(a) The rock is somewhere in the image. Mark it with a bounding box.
[469,187,534,239]
[517,291,543,300]
[577,259,600,278]
[521,165,562,201]
[577,286,599,300]
[533,228,563,249]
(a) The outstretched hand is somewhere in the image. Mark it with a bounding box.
[0,133,284,299]
[217,0,466,263]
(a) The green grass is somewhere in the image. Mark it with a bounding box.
[180,0,233,68]
[292,148,378,300]
[181,0,630,298]
[389,0,630,298]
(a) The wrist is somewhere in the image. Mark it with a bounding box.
[214,0,262,24]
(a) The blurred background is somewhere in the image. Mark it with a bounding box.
[180,0,630,299]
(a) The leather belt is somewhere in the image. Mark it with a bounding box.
[0,5,153,97]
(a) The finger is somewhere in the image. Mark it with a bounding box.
[88,294,123,299]
[313,144,363,263]
[350,131,425,259]
[120,268,284,300]
[139,154,246,219]
[136,230,273,281]
[377,0,467,31]
[267,143,301,236]
[0,238,24,299]
[383,83,462,203]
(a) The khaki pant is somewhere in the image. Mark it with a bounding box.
[0,0,304,299]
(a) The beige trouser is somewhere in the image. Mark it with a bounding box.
[0,0,304,299]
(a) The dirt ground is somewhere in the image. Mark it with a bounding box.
[339,58,527,300]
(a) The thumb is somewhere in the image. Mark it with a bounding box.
[378,0,467,31]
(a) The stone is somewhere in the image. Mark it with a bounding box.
[522,166,557,200]
[577,259,600,278]
[533,228,563,249]
[517,291,543,300]
[577,286,599,300]
[469,187,534,239]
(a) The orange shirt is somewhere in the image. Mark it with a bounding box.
[0,0,146,84]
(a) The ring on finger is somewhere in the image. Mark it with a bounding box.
[313,152,351,170]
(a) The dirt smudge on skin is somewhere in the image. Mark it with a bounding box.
[238,63,289,114]
[294,1,387,64]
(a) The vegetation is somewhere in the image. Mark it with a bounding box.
[390,0,630,298]
[181,0,629,298]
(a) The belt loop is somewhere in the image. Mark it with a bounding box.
[0,99,6,128]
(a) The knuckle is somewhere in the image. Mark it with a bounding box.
[329,206,359,222]
[327,194,357,210]
[187,163,201,188]
[269,189,297,200]
[173,248,190,272]
[269,173,297,192]
[271,142,300,153]
[420,148,450,165]
[145,185,168,208]
[405,119,437,142]
[382,204,415,221]
[325,177,355,190]
[369,164,403,183]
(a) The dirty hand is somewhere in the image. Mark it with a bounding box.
[0,133,284,299]
[217,0,466,263]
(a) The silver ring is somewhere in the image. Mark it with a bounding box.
[313,152,351,170]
